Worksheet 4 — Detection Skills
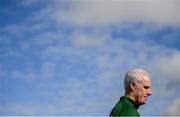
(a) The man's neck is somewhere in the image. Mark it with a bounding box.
[125,93,136,102]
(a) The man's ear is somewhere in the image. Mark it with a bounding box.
[130,81,136,92]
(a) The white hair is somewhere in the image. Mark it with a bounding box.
[124,67,150,93]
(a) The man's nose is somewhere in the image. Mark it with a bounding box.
[147,88,152,96]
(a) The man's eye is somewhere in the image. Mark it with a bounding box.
[144,86,149,89]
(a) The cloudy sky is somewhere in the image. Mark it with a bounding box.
[0,0,180,116]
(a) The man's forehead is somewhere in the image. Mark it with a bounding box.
[142,77,151,85]
[139,75,151,84]
[139,74,151,80]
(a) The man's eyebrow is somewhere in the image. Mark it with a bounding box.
[144,86,151,88]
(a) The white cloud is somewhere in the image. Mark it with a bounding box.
[11,62,56,80]
[20,0,41,6]
[55,77,119,115]
[55,0,180,26]
[41,62,56,79]
[152,51,180,88]
[0,76,116,115]
[41,45,84,61]
[12,71,37,80]
[1,22,179,115]
[0,22,51,38]
[0,102,61,115]
[163,98,180,115]
[1,1,180,115]
[0,24,27,35]
[71,33,107,47]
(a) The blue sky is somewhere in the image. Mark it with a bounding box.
[0,0,180,116]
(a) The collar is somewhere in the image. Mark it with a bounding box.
[120,96,140,109]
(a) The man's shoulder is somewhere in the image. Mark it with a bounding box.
[110,107,140,117]
[118,102,139,116]
[109,97,140,116]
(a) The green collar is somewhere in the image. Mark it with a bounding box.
[120,96,140,109]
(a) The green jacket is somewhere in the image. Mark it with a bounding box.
[109,96,140,117]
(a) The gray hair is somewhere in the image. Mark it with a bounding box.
[124,68,150,93]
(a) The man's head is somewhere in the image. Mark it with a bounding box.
[124,68,152,105]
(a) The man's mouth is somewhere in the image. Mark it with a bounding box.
[144,96,147,101]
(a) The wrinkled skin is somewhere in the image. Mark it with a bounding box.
[130,75,152,105]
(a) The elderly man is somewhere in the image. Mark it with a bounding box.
[109,68,152,116]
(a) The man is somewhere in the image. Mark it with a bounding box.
[109,68,152,116]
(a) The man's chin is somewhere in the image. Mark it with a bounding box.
[139,101,146,105]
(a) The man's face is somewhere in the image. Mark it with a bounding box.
[134,76,152,105]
